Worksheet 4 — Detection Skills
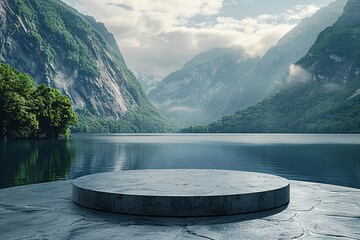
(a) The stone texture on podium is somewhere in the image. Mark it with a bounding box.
[72,170,290,216]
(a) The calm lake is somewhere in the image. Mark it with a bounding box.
[1,134,360,189]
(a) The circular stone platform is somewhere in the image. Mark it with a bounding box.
[72,170,290,216]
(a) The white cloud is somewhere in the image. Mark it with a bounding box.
[288,64,313,83]
[62,0,321,77]
[167,106,200,113]
[283,5,320,21]
[210,16,295,57]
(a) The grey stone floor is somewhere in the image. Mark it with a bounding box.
[0,180,360,240]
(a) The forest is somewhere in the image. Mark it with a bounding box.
[0,64,77,140]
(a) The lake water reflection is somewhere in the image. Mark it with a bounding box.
[1,134,360,189]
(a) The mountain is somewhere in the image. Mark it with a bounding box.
[0,0,175,132]
[148,0,346,127]
[183,0,360,133]
[134,71,162,94]
[148,48,259,126]
[223,0,348,115]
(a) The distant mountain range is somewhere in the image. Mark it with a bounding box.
[0,0,175,132]
[148,48,259,126]
[150,0,347,127]
[183,0,360,133]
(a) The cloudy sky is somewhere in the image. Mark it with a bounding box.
[62,0,334,78]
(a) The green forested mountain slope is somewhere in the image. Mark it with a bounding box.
[222,0,347,115]
[0,0,175,132]
[183,0,360,133]
[297,0,360,82]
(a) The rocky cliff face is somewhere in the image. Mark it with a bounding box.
[148,48,259,126]
[0,0,174,132]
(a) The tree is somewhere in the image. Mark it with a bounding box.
[0,64,38,139]
[0,64,77,139]
[34,85,77,138]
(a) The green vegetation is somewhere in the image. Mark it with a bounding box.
[181,80,360,133]
[34,85,78,138]
[297,27,360,79]
[297,0,360,78]
[73,107,177,133]
[0,64,77,140]
[14,0,99,77]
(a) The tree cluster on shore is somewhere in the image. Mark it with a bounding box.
[0,64,77,140]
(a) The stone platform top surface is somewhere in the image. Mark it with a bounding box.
[73,170,289,196]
